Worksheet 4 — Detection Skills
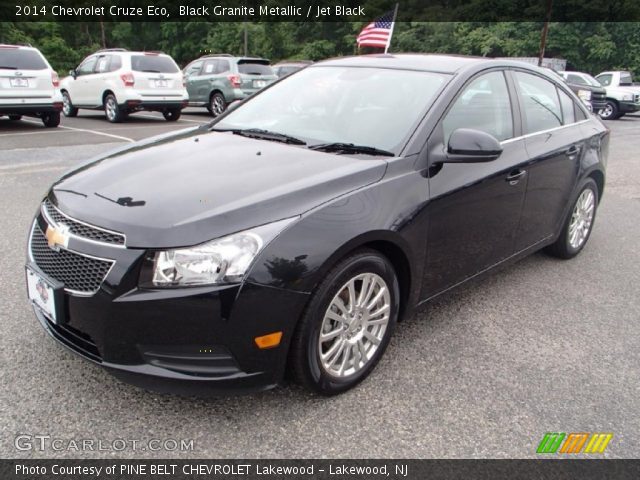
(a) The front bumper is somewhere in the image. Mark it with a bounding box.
[27,212,310,396]
[619,101,640,114]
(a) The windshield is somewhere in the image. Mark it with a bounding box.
[131,55,178,73]
[215,66,449,153]
[0,49,47,70]
[582,74,603,87]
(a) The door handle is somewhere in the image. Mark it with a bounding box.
[565,145,580,157]
[505,169,526,185]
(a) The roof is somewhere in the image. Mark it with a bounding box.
[316,54,487,74]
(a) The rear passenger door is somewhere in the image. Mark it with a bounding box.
[184,60,203,103]
[512,71,586,251]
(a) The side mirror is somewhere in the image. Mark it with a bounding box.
[444,128,503,163]
[69,69,77,79]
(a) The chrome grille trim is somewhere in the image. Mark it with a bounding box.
[29,221,115,297]
[42,199,126,248]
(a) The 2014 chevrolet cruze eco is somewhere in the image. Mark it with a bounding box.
[26,55,608,395]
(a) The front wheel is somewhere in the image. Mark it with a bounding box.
[163,109,181,122]
[546,178,598,259]
[41,111,60,128]
[289,249,400,395]
[62,91,78,117]
[599,100,618,120]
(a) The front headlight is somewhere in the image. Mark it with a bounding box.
[622,93,633,101]
[140,217,297,287]
[577,89,592,102]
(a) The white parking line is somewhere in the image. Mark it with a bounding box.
[135,113,210,124]
[21,119,134,142]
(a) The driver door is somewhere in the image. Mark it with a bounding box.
[70,55,98,106]
[421,70,529,298]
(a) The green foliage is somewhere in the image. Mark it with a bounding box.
[2,21,640,77]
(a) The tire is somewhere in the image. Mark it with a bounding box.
[8,115,22,121]
[61,91,78,117]
[103,94,124,123]
[599,100,618,120]
[209,92,226,117]
[163,109,181,122]
[546,178,598,259]
[289,249,400,395]
[41,111,60,128]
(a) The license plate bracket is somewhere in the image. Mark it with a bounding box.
[26,264,64,324]
[154,79,168,88]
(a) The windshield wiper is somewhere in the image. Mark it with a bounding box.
[308,142,395,157]
[0,66,18,70]
[214,128,306,145]
[141,69,161,73]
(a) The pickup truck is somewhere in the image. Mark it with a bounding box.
[557,71,607,114]
[594,70,640,120]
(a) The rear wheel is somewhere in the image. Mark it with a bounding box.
[104,94,124,123]
[289,249,400,395]
[599,100,618,120]
[546,178,598,259]
[163,109,181,121]
[8,115,22,121]
[62,91,78,117]
[209,92,226,117]
[41,112,60,128]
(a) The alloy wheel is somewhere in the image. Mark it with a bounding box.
[105,97,117,121]
[568,188,595,249]
[318,273,391,378]
[211,95,225,116]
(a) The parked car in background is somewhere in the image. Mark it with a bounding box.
[273,60,313,78]
[557,71,607,114]
[27,54,608,396]
[60,49,187,123]
[0,44,62,127]
[183,54,277,116]
[593,70,640,120]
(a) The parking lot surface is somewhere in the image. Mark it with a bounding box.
[0,111,638,458]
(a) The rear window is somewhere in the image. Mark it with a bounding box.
[131,55,178,73]
[0,49,47,70]
[620,72,633,86]
[237,61,273,76]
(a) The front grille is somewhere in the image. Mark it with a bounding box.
[30,223,114,295]
[635,94,640,103]
[592,91,606,101]
[43,199,125,246]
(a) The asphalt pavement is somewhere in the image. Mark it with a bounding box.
[0,109,638,459]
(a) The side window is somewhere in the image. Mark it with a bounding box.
[202,60,217,75]
[442,71,513,142]
[95,56,110,74]
[567,74,587,85]
[185,61,203,77]
[216,60,230,74]
[77,56,97,76]
[558,88,576,124]
[109,55,122,72]
[515,72,562,134]
[596,74,612,87]
[575,103,588,121]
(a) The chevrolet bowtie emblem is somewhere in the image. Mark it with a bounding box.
[45,224,70,250]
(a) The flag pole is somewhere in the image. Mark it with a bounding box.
[385,3,399,54]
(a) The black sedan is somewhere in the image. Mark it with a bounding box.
[26,54,608,395]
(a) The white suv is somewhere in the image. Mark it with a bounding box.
[60,49,188,123]
[0,44,63,127]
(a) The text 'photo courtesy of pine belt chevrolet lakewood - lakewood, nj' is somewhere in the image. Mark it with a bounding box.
[20,51,609,396]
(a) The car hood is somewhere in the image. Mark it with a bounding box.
[50,128,388,248]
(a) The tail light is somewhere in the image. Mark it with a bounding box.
[120,72,135,87]
[228,74,241,88]
[51,71,59,87]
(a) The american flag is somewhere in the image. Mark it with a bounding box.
[356,10,395,50]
